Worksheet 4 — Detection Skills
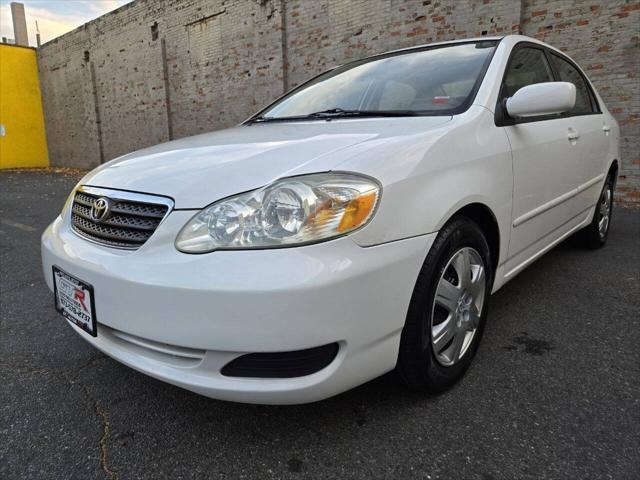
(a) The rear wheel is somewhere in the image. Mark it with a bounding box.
[397,216,492,393]
[577,176,614,249]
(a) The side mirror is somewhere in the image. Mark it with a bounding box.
[505,82,576,118]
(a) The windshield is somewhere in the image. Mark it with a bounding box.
[257,41,497,120]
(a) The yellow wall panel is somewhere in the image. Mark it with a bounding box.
[0,44,49,169]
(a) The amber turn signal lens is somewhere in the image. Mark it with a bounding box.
[338,191,378,233]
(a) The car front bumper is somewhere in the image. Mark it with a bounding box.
[42,211,435,404]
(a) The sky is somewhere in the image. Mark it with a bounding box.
[0,0,133,46]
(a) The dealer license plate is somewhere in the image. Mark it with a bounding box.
[53,266,97,337]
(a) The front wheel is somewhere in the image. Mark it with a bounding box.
[397,216,493,393]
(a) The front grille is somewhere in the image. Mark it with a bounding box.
[71,188,171,249]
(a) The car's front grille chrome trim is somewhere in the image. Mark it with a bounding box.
[70,186,174,250]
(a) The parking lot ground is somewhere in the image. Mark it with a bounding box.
[1,169,639,480]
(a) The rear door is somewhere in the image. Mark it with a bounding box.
[499,45,582,276]
[548,52,608,214]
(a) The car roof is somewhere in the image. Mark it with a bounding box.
[335,35,582,78]
[381,35,505,56]
[357,34,565,61]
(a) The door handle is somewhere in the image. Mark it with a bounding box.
[567,128,580,142]
[603,125,611,135]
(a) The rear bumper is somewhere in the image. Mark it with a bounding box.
[42,212,435,404]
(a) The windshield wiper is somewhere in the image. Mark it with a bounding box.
[247,109,420,124]
[307,108,419,118]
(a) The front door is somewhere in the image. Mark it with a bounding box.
[499,45,582,277]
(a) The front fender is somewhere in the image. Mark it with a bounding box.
[347,106,512,269]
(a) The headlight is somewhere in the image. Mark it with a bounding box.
[175,172,380,253]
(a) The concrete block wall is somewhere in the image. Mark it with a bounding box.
[37,0,640,204]
[38,0,284,166]
[38,28,99,169]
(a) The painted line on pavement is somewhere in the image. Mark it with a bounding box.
[0,218,37,232]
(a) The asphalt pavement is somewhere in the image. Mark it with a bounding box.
[1,169,639,480]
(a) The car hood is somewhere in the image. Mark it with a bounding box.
[82,117,452,208]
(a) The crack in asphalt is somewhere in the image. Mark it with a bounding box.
[88,389,118,480]
[73,355,108,379]
[67,355,119,479]
[1,355,118,477]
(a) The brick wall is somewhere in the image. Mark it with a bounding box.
[283,0,520,89]
[37,0,640,204]
[519,0,640,202]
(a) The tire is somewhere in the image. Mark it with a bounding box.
[576,175,614,249]
[397,216,493,393]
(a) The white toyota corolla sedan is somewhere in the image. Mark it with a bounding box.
[42,35,619,404]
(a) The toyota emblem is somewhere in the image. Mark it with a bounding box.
[90,197,111,223]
